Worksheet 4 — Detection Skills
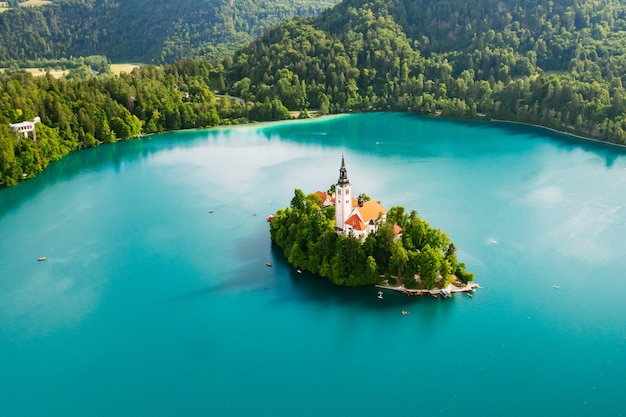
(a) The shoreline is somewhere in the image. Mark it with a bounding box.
[6,112,624,189]
[376,281,480,297]
[489,118,626,149]
[121,113,348,139]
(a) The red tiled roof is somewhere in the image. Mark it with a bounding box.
[345,214,367,231]
[315,191,330,201]
[393,223,403,234]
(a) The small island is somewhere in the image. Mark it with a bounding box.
[270,156,476,294]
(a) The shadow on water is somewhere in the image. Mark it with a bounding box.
[435,115,626,167]
[398,112,626,164]
[258,112,626,167]
[171,218,466,318]
[265,240,468,318]
[279,265,462,316]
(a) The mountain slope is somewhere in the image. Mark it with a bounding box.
[227,0,626,143]
[3,0,626,187]
[0,0,338,64]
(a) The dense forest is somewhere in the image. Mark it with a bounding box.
[270,189,474,287]
[227,0,626,143]
[0,0,338,64]
[4,0,626,186]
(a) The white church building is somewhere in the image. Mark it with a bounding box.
[328,156,394,239]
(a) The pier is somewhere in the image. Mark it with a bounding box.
[376,281,480,297]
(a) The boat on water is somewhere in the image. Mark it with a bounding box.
[266,262,272,267]
[267,214,275,222]
[377,291,384,299]
[297,269,302,273]
[37,257,46,261]
[401,310,410,315]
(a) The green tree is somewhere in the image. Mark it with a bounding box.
[109,117,131,139]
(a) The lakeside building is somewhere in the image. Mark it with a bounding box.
[10,117,40,141]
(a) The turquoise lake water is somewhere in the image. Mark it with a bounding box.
[1,113,626,416]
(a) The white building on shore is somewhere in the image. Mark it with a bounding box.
[10,117,41,141]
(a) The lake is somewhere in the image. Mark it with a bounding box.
[1,113,625,416]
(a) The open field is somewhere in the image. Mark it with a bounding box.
[110,63,142,74]
[24,68,69,78]
[0,68,69,78]
[1,0,52,11]
[26,68,68,78]
[1,63,143,78]
[19,0,52,7]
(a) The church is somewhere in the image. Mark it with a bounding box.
[323,156,392,239]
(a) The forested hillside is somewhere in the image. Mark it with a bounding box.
[0,59,296,186]
[227,0,626,142]
[4,0,626,187]
[0,0,337,65]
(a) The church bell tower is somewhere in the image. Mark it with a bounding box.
[335,155,352,233]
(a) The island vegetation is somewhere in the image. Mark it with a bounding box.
[4,0,626,187]
[270,189,474,287]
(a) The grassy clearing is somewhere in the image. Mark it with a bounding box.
[24,68,69,78]
[1,63,142,78]
[110,63,141,75]
[19,0,52,7]
[543,70,568,77]
[0,68,69,78]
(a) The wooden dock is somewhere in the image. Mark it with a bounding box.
[375,282,480,297]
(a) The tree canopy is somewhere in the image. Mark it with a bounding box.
[0,0,338,64]
[226,0,626,144]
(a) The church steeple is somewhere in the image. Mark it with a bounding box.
[335,155,353,233]
[338,154,350,186]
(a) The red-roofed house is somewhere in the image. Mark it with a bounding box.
[315,190,333,207]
